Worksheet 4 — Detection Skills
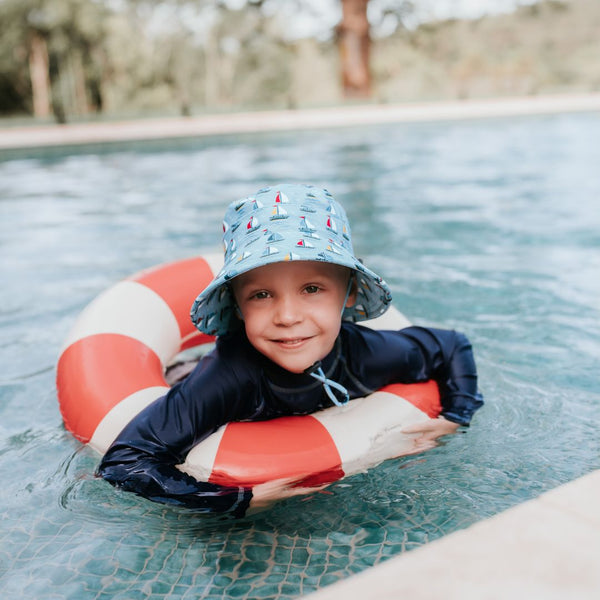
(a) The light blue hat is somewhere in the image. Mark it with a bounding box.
[191,184,392,336]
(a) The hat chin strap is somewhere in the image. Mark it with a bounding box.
[304,362,349,407]
[340,273,355,318]
[304,273,354,407]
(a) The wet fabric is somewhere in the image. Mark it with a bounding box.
[98,323,483,515]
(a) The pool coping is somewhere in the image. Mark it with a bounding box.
[1,93,600,151]
[304,469,600,599]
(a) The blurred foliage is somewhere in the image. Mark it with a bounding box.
[0,0,599,121]
[0,0,112,119]
[372,0,600,102]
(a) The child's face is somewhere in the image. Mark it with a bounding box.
[231,261,355,374]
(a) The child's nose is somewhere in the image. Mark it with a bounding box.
[273,295,302,325]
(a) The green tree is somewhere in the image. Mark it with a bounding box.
[0,0,108,120]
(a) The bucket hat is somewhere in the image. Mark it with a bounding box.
[191,184,392,336]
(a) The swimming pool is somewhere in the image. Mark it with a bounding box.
[1,111,599,599]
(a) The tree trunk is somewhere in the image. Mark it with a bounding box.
[71,49,91,115]
[339,0,371,98]
[28,31,52,118]
[204,29,219,108]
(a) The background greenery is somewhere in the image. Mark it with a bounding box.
[1,0,598,122]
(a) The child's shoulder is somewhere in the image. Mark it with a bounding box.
[341,320,410,338]
[340,320,403,349]
[184,330,262,391]
[214,328,263,365]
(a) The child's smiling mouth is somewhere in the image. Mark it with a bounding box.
[272,336,313,347]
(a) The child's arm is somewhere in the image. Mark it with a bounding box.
[352,324,483,439]
[97,345,259,516]
[96,395,253,516]
[401,417,461,451]
[404,326,483,424]
[98,433,252,517]
[395,326,483,446]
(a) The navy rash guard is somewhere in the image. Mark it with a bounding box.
[98,323,483,516]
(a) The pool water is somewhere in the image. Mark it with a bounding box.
[1,112,599,599]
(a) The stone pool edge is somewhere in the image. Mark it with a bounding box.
[1,93,600,151]
[304,469,600,599]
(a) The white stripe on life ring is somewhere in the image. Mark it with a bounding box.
[312,390,426,476]
[176,427,227,483]
[61,280,181,364]
[89,385,171,454]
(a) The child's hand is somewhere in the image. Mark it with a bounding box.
[401,417,461,453]
[247,477,327,514]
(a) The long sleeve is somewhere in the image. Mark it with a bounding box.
[343,324,483,425]
[97,324,483,513]
[399,326,483,424]
[97,337,258,515]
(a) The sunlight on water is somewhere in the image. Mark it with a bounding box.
[1,112,599,599]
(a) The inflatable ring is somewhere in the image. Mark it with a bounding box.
[56,256,441,488]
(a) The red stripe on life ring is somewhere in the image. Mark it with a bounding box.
[57,334,166,443]
[380,380,441,418]
[208,416,344,488]
[131,256,216,348]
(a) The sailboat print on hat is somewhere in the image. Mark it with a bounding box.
[275,191,290,203]
[325,242,343,255]
[326,215,337,234]
[296,239,315,249]
[261,245,280,257]
[251,198,264,210]
[236,250,252,263]
[246,216,260,232]
[266,231,285,242]
[234,198,248,211]
[265,229,285,243]
[303,231,320,240]
[204,313,217,331]
[326,203,337,215]
[353,304,367,318]
[359,276,372,292]
[284,251,300,261]
[299,216,317,232]
[270,205,288,220]
[225,237,236,258]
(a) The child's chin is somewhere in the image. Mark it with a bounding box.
[280,363,310,374]
[274,358,313,374]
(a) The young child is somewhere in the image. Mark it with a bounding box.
[98,183,483,516]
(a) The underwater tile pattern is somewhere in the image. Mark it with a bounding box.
[1,431,481,599]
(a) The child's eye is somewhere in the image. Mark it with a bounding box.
[304,285,320,294]
[251,290,270,300]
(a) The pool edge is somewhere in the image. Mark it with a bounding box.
[2,93,600,152]
[303,469,600,599]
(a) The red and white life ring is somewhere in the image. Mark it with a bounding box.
[56,256,441,488]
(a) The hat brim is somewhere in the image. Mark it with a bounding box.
[191,250,391,337]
